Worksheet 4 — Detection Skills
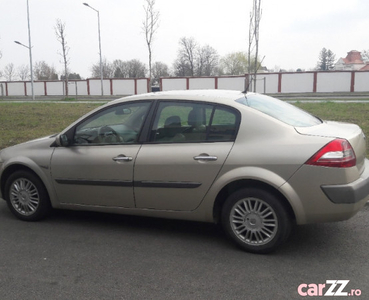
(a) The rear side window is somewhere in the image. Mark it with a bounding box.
[236,94,322,127]
[208,107,238,141]
[150,101,240,143]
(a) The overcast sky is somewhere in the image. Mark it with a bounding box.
[1,0,368,79]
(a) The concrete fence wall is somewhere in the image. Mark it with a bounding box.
[161,71,369,94]
[1,71,369,97]
[0,78,150,97]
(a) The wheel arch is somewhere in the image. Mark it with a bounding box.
[1,162,55,207]
[212,179,296,224]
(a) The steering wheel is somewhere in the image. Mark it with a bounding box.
[98,126,124,143]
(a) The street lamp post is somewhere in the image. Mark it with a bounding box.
[83,2,104,96]
[15,0,35,100]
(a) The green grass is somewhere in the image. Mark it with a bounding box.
[294,101,369,138]
[294,101,369,125]
[294,101,369,157]
[0,103,103,150]
[0,101,369,156]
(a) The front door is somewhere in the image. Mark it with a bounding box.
[51,145,140,207]
[51,101,152,207]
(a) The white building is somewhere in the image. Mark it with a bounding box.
[335,50,367,71]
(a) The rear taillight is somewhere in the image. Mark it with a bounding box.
[305,138,356,168]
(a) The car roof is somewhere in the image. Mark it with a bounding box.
[111,89,247,105]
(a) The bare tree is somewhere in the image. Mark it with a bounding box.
[66,73,82,80]
[18,64,30,80]
[173,37,219,77]
[142,0,160,89]
[152,61,169,84]
[248,0,262,91]
[173,56,190,77]
[126,59,147,78]
[178,37,197,76]
[196,45,219,76]
[112,59,129,78]
[91,58,114,78]
[4,63,16,81]
[94,59,147,79]
[219,52,248,75]
[55,19,70,96]
[361,50,369,63]
[218,52,260,76]
[34,61,58,80]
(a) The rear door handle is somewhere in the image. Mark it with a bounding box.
[193,154,218,161]
[113,155,133,162]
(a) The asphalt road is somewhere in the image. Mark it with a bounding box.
[0,200,368,300]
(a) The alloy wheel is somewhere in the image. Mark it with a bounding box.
[230,197,278,246]
[9,178,40,216]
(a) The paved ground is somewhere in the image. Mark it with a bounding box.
[0,200,368,299]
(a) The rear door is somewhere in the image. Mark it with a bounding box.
[134,100,240,211]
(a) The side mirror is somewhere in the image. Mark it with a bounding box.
[56,134,70,147]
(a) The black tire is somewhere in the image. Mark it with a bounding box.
[4,170,51,221]
[221,187,291,254]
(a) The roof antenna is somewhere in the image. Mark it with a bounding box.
[242,76,252,94]
[242,55,266,94]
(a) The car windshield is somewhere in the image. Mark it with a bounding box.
[236,94,322,127]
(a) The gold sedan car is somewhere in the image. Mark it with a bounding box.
[1,90,369,253]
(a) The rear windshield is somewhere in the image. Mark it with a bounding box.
[236,94,322,127]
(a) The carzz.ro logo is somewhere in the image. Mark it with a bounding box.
[298,280,362,297]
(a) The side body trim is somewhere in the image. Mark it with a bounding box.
[55,179,202,189]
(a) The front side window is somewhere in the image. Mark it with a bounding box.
[150,101,240,143]
[73,102,151,145]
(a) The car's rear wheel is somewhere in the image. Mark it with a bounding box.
[221,188,291,254]
[4,170,51,221]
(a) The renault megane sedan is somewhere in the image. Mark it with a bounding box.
[1,90,369,253]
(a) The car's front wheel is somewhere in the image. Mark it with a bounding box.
[221,188,291,254]
[4,170,51,221]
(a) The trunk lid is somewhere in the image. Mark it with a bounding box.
[295,121,367,173]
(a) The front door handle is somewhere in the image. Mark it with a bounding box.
[193,154,218,161]
[113,155,133,162]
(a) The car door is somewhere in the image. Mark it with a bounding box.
[134,101,240,211]
[51,101,152,207]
